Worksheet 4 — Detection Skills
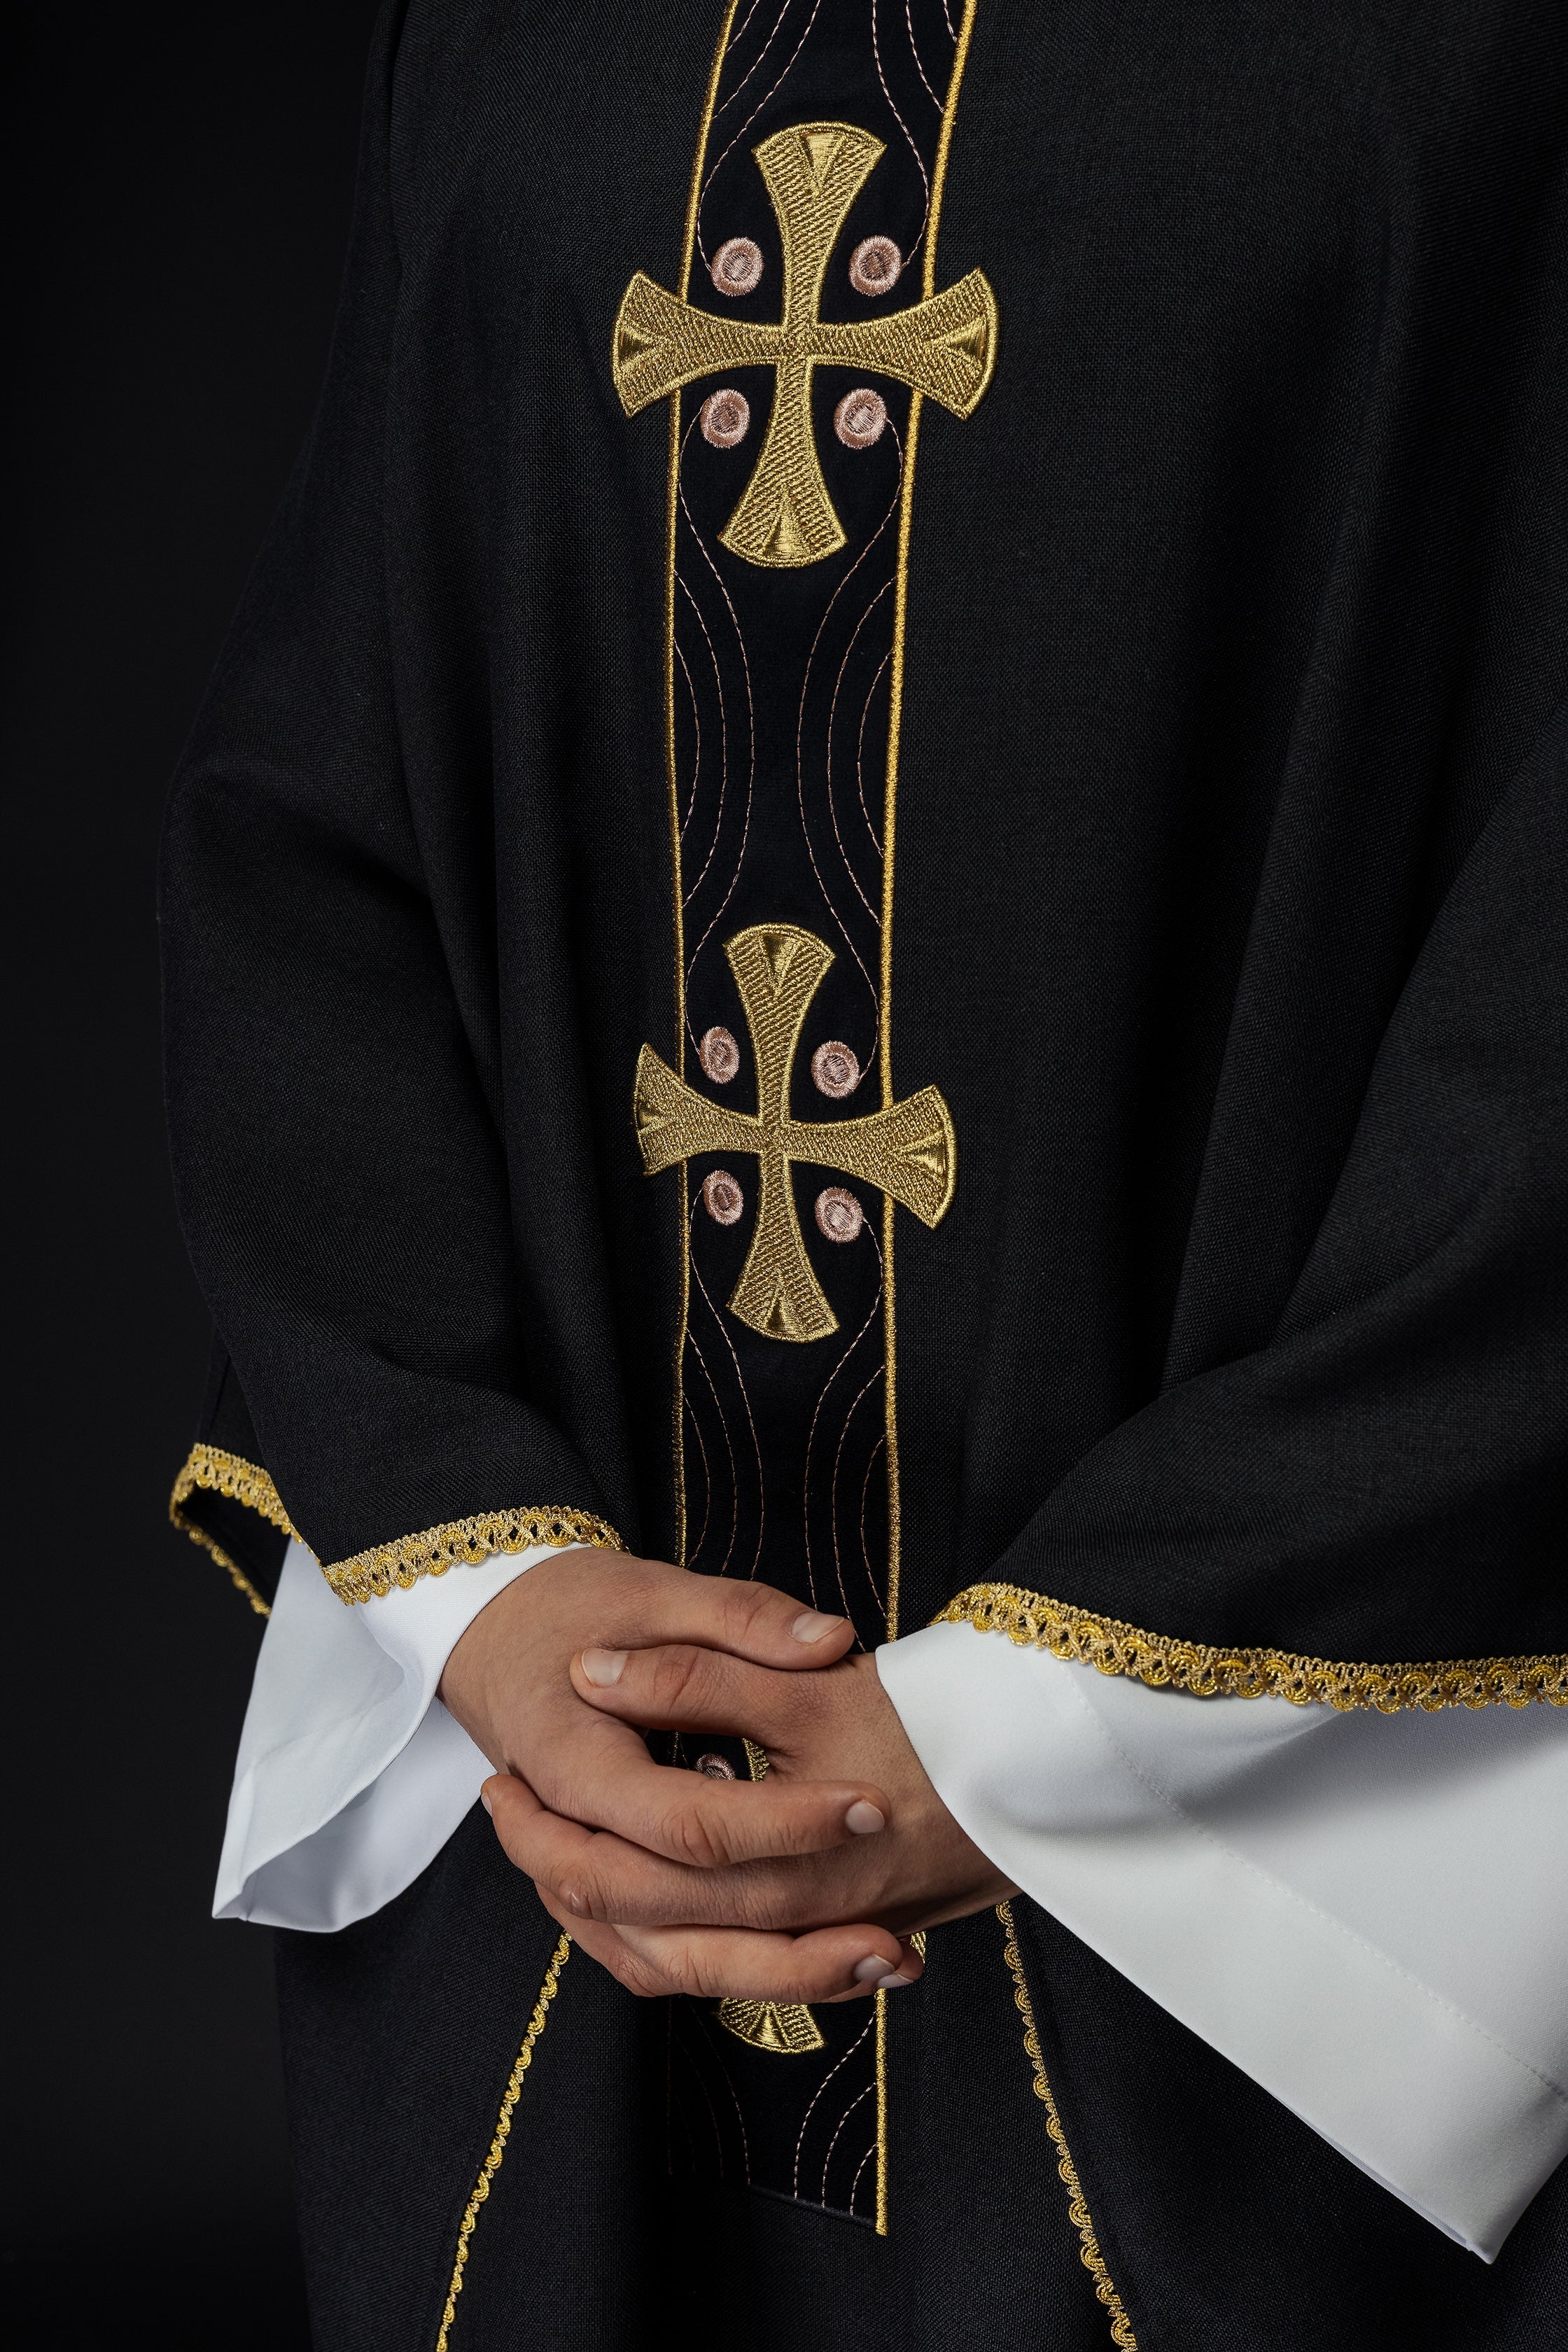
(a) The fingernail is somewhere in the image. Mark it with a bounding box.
[792,1609,845,1642]
[480,1789,493,1816]
[581,1646,628,1686]
[853,1955,889,1983]
[844,1800,885,1836]
[876,1970,918,1989]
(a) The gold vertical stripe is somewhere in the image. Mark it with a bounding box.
[668,375,691,1568]
[435,1933,572,2351]
[925,0,981,301]
[874,1983,890,2236]
[997,1906,1138,2349]
[665,1,739,1566]
[880,370,923,1651]
[875,0,983,2232]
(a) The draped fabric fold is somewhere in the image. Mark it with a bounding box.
[160,0,637,1578]
[974,701,1568,1668]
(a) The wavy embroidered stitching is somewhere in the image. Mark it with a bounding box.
[998,1905,1138,2349]
[435,1934,572,2350]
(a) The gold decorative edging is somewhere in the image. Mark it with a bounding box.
[998,1904,1137,2350]
[435,1932,571,2352]
[937,1583,1568,1714]
[880,0,981,1652]
[169,1443,298,1618]
[325,1506,624,1605]
[171,1520,273,1618]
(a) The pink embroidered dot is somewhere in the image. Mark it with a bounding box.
[849,235,902,296]
[816,1186,864,1243]
[833,390,887,451]
[703,1169,745,1226]
[711,237,764,297]
[699,1025,742,1082]
[694,1752,736,1779]
[700,390,750,450]
[811,1040,862,1098]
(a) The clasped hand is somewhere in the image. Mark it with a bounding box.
[438,1548,1014,2005]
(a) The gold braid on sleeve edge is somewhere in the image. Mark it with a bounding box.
[169,1441,298,1619]
[171,1443,624,1611]
[322,1506,624,1604]
[935,1583,1568,1714]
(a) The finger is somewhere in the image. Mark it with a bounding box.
[516,1721,890,1868]
[612,1917,920,2003]
[814,1945,926,2003]
[536,1883,913,2003]
[587,1557,855,1671]
[571,1642,861,1769]
[485,1774,879,1921]
[532,1893,676,1998]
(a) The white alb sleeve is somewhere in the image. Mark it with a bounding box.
[215,1536,573,1933]
[877,1618,1568,2264]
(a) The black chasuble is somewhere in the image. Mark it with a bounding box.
[161,1,1568,2346]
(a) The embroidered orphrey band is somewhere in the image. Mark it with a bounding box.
[435,1933,572,2352]
[997,1905,1138,2351]
[324,1506,624,1604]
[940,1583,1568,1712]
[624,0,987,2233]
[169,1441,296,1616]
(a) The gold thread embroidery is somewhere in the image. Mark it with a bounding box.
[671,11,736,1567]
[170,1518,273,1617]
[324,1507,624,1606]
[171,1441,295,1533]
[998,1903,1138,2351]
[169,1442,298,1616]
[939,1583,1568,1714]
[435,1932,571,2352]
[169,1446,621,1612]
[875,0,984,2231]
[651,0,988,2240]
[718,1998,827,2054]
[634,922,956,1343]
[615,121,997,567]
[875,1982,890,2236]
[666,0,737,1569]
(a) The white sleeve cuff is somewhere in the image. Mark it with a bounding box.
[877,1617,1568,2262]
[215,1536,567,1931]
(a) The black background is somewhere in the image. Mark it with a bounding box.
[5,4,379,2341]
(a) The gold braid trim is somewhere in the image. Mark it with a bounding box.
[324,1506,624,1605]
[937,1583,1568,1714]
[169,1443,298,1618]
[998,1905,1137,2350]
[435,1933,571,2352]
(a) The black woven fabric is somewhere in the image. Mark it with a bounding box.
[165,0,1568,2340]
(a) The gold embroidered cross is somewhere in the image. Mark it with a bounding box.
[633,923,956,1342]
[612,120,997,567]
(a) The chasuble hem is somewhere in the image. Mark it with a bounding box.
[936,1581,1568,1714]
[169,1440,296,1617]
[321,1506,624,1604]
[169,1440,623,1609]
[169,1508,275,1618]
